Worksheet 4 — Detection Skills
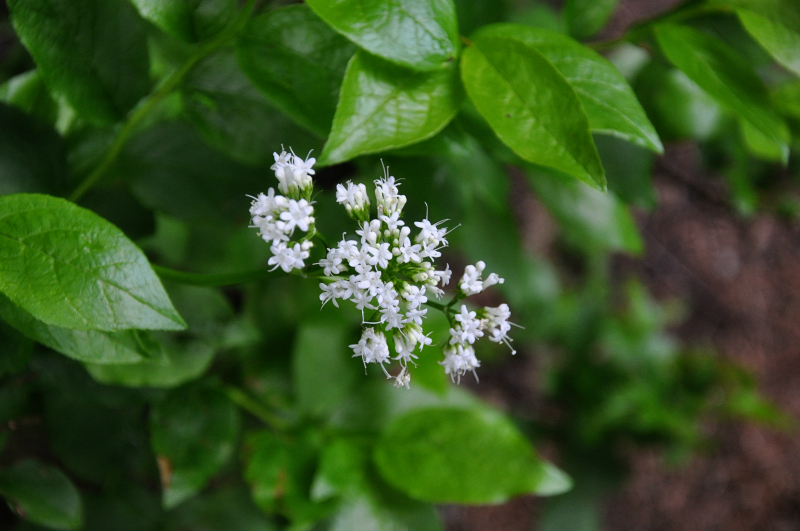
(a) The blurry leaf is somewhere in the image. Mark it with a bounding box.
[0,194,186,332]
[707,0,800,34]
[78,185,156,242]
[655,24,790,156]
[243,430,336,525]
[634,63,723,141]
[373,407,565,503]
[0,103,67,196]
[320,51,462,165]
[461,35,605,189]
[164,485,277,531]
[511,3,566,34]
[151,384,240,508]
[0,293,154,364]
[293,321,356,417]
[237,5,356,136]
[304,0,459,71]
[526,166,643,255]
[0,70,58,124]
[738,9,800,78]
[0,460,82,530]
[114,120,264,223]
[772,80,800,119]
[740,117,788,162]
[453,0,507,36]
[594,134,656,210]
[181,50,319,166]
[82,485,161,531]
[0,321,32,378]
[475,24,662,153]
[8,0,150,124]
[536,462,574,496]
[408,311,449,395]
[330,495,441,531]
[130,0,237,42]
[564,0,618,40]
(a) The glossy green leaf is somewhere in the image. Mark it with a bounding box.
[0,103,68,197]
[293,321,356,417]
[151,385,240,508]
[0,293,154,364]
[0,194,185,332]
[0,460,82,530]
[8,0,150,124]
[564,0,617,39]
[526,166,643,255]
[475,24,662,153]
[738,9,800,77]
[461,35,605,189]
[130,0,236,42]
[655,24,790,153]
[373,407,565,503]
[320,51,461,165]
[237,5,356,136]
[0,70,59,124]
[181,50,319,166]
[304,0,459,71]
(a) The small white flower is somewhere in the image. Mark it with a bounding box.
[393,367,411,389]
[279,199,314,234]
[317,248,344,276]
[450,305,484,345]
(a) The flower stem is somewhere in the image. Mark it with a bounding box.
[222,385,290,430]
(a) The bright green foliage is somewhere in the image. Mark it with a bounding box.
[738,9,800,77]
[655,24,790,162]
[320,51,462,165]
[150,384,240,508]
[130,0,237,42]
[564,0,618,40]
[0,71,59,124]
[304,0,459,71]
[461,35,606,189]
[374,407,569,503]
[237,5,356,136]
[8,0,150,124]
[0,460,82,530]
[0,194,185,332]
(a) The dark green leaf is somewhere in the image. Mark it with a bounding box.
[0,70,59,124]
[8,0,150,124]
[594,135,656,210]
[0,194,185,332]
[164,486,277,531]
[130,0,237,42]
[525,166,643,255]
[181,50,319,166]
[0,293,154,364]
[236,5,356,136]
[293,321,356,417]
[0,103,67,197]
[564,0,618,40]
[655,24,790,158]
[708,0,800,34]
[304,0,459,71]
[0,460,82,530]
[474,24,662,153]
[150,384,240,508]
[320,51,462,165]
[737,9,800,77]
[460,36,605,189]
[373,407,566,503]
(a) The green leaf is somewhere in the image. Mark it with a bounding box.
[0,194,185,332]
[740,117,789,162]
[708,0,800,34]
[460,35,605,189]
[236,5,356,137]
[474,24,662,153]
[164,486,278,531]
[525,166,642,255]
[0,293,154,364]
[293,321,356,417]
[0,103,68,197]
[737,9,800,77]
[320,51,462,165]
[0,460,82,530]
[594,135,655,210]
[8,0,150,124]
[564,0,618,40]
[655,24,790,156]
[151,384,240,508]
[373,407,566,503]
[0,70,59,124]
[304,0,459,71]
[535,462,574,497]
[330,495,441,531]
[130,0,237,42]
[181,50,319,166]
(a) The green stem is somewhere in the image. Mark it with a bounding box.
[222,385,289,430]
[67,0,258,202]
[153,265,281,287]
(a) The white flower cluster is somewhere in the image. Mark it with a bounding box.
[249,148,317,273]
[317,168,515,388]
